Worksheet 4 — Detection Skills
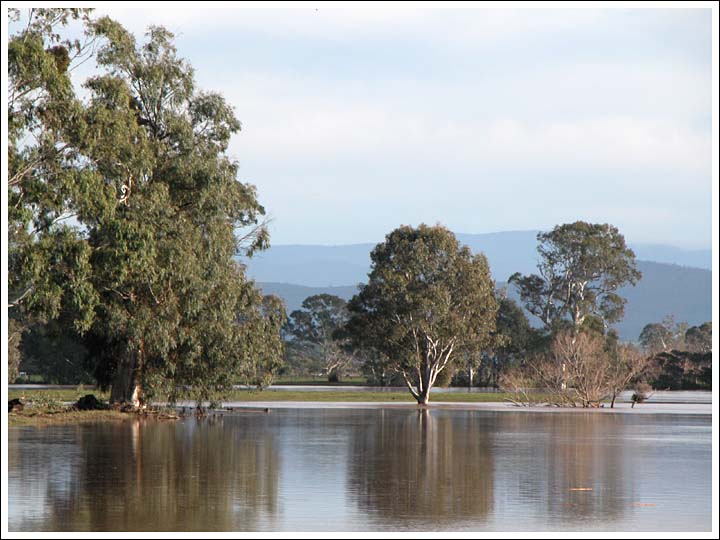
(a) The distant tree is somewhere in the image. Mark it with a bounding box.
[345,224,498,404]
[637,317,711,390]
[685,322,711,354]
[359,348,400,387]
[234,295,287,389]
[493,296,546,367]
[638,316,687,354]
[649,349,711,390]
[455,295,542,388]
[509,222,641,334]
[286,294,353,382]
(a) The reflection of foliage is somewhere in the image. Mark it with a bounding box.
[29,418,280,531]
[347,410,494,524]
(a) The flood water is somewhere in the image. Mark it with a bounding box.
[8,408,711,532]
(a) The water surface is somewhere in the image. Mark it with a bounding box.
[8,408,711,531]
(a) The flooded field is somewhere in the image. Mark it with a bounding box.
[7,408,712,532]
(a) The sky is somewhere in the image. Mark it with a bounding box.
[25,6,720,248]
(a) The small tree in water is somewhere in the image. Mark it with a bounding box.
[345,224,498,405]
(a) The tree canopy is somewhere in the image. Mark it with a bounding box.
[345,224,498,404]
[8,9,284,405]
[509,221,641,334]
[285,294,354,382]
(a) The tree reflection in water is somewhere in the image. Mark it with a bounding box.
[26,417,280,531]
[7,409,710,532]
[346,409,494,529]
[491,412,632,528]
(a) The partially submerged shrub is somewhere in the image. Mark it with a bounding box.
[631,382,653,408]
[501,331,652,409]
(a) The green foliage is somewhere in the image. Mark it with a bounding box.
[345,224,499,403]
[19,320,95,384]
[509,221,641,333]
[638,318,712,390]
[454,295,547,388]
[638,316,687,354]
[649,350,711,390]
[287,294,349,344]
[685,322,711,353]
[8,318,24,383]
[8,9,283,405]
[285,294,355,381]
[9,8,109,333]
[360,349,404,386]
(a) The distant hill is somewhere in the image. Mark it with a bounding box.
[244,243,374,288]
[257,260,710,342]
[629,243,711,271]
[251,231,712,342]
[255,282,360,314]
[243,230,711,287]
[615,261,712,340]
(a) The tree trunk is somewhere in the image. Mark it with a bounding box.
[110,349,142,408]
[610,393,617,408]
[468,367,474,388]
[417,390,430,405]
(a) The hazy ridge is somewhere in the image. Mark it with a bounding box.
[243,231,712,341]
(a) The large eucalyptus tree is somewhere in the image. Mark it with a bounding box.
[509,222,641,334]
[345,224,498,404]
[8,9,284,406]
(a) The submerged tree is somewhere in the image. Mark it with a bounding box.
[345,224,498,404]
[509,222,641,334]
[605,342,651,408]
[8,10,283,406]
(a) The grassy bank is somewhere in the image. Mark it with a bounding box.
[8,408,131,427]
[9,387,516,403]
[9,388,110,403]
[272,376,368,386]
[8,392,519,428]
[218,389,520,403]
[8,388,529,428]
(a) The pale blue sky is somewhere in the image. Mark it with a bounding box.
[62,7,719,248]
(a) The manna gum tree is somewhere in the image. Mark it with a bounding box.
[345,224,498,405]
[8,10,283,407]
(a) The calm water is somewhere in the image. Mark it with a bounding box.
[8,409,711,532]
